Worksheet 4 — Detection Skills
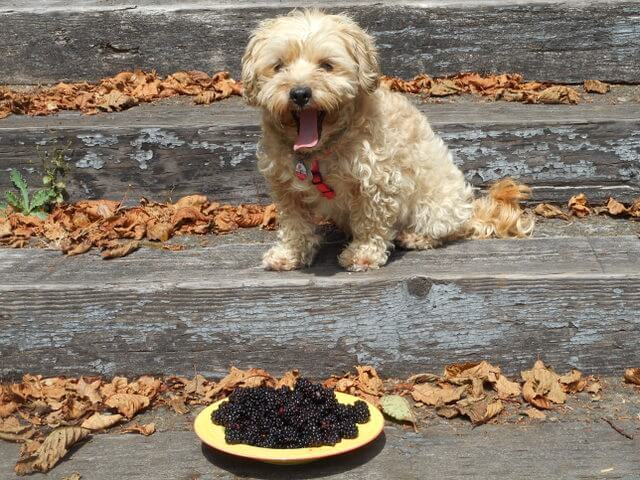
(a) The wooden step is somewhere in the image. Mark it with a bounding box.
[1,98,639,204]
[1,405,638,479]
[1,225,638,380]
[2,1,639,84]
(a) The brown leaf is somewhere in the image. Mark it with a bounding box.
[64,241,92,256]
[583,80,610,94]
[0,429,36,443]
[494,375,522,399]
[0,401,19,417]
[534,203,568,220]
[435,406,460,419]
[167,396,189,415]
[275,370,300,389]
[0,417,31,434]
[411,383,466,406]
[105,393,150,418]
[456,398,504,425]
[521,360,567,409]
[61,473,82,480]
[559,369,587,393]
[537,85,581,104]
[101,241,140,259]
[74,378,103,404]
[96,91,138,112]
[406,373,440,384]
[429,79,462,97]
[0,220,13,238]
[604,197,628,216]
[568,193,591,218]
[81,412,123,431]
[121,422,155,436]
[15,426,90,475]
[261,203,278,230]
[146,221,174,242]
[623,368,640,385]
[524,408,546,420]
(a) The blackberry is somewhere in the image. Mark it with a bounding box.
[211,378,371,449]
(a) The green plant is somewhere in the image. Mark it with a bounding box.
[0,144,70,218]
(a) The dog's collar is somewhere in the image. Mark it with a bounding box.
[294,149,335,200]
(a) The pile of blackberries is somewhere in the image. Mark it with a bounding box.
[212,378,370,448]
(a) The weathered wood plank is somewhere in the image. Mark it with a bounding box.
[1,1,639,84]
[1,99,638,204]
[0,235,638,379]
[1,421,638,479]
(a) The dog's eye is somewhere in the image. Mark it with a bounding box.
[273,61,284,72]
[319,61,333,72]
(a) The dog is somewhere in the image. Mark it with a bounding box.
[241,9,534,272]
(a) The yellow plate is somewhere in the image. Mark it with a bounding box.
[194,391,384,465]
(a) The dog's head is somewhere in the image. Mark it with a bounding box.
[241,10,379,152]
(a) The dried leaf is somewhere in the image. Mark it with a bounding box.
[0,401,19,418]
[379,395,416,425]
[101,241,141,259]
[97,91,138,112]
[167,396,189,415]
[0,417,30,434]
[435,406,459,419]
[146,222,173,242]
[105,393,150,418]
[15,427,90,475]
[568,193,591,218]
[494,375,522,399]
[61,473,82,480]
[121,422,155,436]
[81,412,123,431]
[534,203,568,220]
[624,368,640,385]
[604,197,628,216]
[429,79,462,97]
[275,370,300,389]
[524,408,546,420]
[411,383,466,406]
[456,398,504,425]
[537,85,581,104]
[521,360,567,409]
[583,80,610,94]
[406,373,440,384]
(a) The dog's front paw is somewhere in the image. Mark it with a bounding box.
[262,245,306,271]
[338,243,389,272]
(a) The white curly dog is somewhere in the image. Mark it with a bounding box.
[242,9,533,272]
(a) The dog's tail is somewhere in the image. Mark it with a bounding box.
[463,178,535,239]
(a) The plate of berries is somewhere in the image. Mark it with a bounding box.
[194,378,384,464]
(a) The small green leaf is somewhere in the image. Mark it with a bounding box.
[5,191,21,210]
[29,189,55,212]
[380,395,417,427]
[10,169,30,210]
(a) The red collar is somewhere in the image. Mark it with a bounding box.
[294,149,335,200]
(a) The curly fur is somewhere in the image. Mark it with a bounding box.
[242,9,534,272]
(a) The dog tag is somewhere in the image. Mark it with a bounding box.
[295,160,308,180]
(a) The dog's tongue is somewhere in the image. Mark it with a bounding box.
[294,108,319,151]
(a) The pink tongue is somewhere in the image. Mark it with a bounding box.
[294,108,319,151]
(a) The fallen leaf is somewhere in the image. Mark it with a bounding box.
[121,422,155,436]
[0,401,19,417]
[537,85,581,104]
[429,79,462,97]
[97,91,138,112]
[81,412,123,431]
[61,473,82,480]
[14,427,90,475]
[584,80,610,94]
[435,406,459,419]
[0,417,30,434]
[456,398,504,425]
[167,396,189,415]
[524,408,546,420]
[568,193,591,218]
[521,360,567,409]
[406,373,440,384]
[623,368,640,385]
[494,374,522,399]
[101,241,141,259]
[411,383,466,406]
[105,393,150,418]
[534,203,568,220]
[604,197,628,216]
[146,222,174,242]
[275,370,300,389]
[379,395,417,426]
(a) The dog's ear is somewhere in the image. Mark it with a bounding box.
[340,18,380,94]
[241,30,266,106]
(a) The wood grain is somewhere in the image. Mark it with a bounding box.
[1,1,639,84]
[1,99,638,204]
[0,235,638,379]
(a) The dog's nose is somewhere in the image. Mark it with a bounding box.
[289,86,312,107]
